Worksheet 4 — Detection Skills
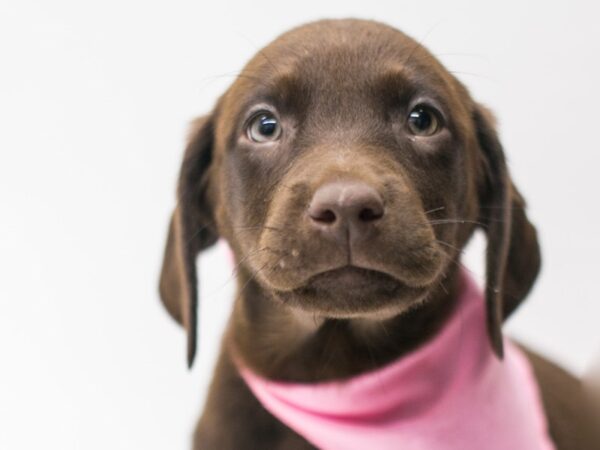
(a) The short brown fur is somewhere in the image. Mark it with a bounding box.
[159,19,599,449]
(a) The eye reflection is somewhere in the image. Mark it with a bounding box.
[247,113,282,143]
[407,105,440,136]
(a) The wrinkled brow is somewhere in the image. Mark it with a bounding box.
[267,71,311,111]
[375,66,454,112]
[375,68,417,105]
[235,70,311,115]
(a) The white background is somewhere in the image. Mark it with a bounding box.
[1,1,599,448]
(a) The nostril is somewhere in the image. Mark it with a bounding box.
[308,181,384,229]
[358,207,383,222]
[310,208,337,224]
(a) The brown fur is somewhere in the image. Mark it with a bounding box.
[159,19,599,449]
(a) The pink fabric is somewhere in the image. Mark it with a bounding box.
[237,272,555,450]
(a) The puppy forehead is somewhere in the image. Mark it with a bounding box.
[213,20,474,155]
[224,19,456,107]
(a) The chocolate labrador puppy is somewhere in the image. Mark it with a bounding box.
[159,19,598,449]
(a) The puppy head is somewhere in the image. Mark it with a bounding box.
[159,19,541,367]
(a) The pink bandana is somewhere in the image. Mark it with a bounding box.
[237,272,555,450]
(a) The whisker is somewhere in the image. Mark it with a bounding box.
[184,222,215,247]
[402,19,443,66]
[443,257,485,287]
[429,218,486,227]
[235,260,272,298]
[424,206,445,216]
[229,225,284,233]
[198,70,264,87]
[230,247,272,275]
[479,205,525,210]
[203,247,281,303]
[234,250,292,300]
[185,223,285,249]
[435,239,463,254]
[434,52,490,61]
[437,277,449,295]
[447,70,498,83]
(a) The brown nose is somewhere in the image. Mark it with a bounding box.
[308,181,384,239]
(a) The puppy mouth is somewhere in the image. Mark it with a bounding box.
[306,266,404,293]
[273,265,430,319]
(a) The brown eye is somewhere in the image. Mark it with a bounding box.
[407,105,440,136]
[247,112,282,143]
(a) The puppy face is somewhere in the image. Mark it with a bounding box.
[160,19,541,366]
[210,21,475,318]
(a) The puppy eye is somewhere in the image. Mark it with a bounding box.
[407,105,440,136]
[247,112,282,143]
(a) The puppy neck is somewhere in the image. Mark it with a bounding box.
[227,266,462,383]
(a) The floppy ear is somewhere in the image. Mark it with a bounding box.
[159,115,219,368]
[473,104,542,358]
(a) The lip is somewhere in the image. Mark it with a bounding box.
[306,266,404,293]
[274,265,429,319]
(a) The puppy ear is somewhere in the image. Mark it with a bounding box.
[159,115,219,368]
[473,105,541,358]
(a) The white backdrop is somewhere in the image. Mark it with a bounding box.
[1,1,599,449]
